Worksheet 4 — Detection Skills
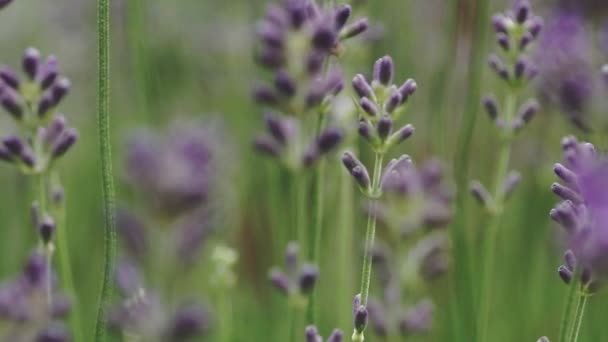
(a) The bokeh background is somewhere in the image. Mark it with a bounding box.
[1,0,608,341]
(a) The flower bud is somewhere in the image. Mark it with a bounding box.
[373,56,394,86]
[22,47,41,80]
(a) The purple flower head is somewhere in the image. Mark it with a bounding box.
[268,242,319,303]
[551,136,608,289]
[399,300,434,336]
[536,11,592,130]
[305,325,343,342]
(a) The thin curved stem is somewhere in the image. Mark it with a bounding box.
[359,152,384,306]
[558,274,580,342]
[94,0,117,340]
[569,293,588,342]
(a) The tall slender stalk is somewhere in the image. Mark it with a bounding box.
[569,293,588,342]
[94,0,117,340]
[476,92,517,342]
[558,275,580,342]
[451,1,491,341]
[358,152,384,306]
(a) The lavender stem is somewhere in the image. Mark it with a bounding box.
[569,292,588,342]
[477,92,516,341]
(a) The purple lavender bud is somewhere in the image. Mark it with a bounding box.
[287,2,307,29]
[307,52,324,75]
[551,183,583,204]
[257,23,284,48]
[398,79,417,103]
[502,170,521,199]
[528,17,543,38]
[3,135,24,155]
[352,74,374,100]
[36,324,69,342]
[497,33,510,51]
[256,47,285,69]
[327,330,344,342]
[549,201,578,232]
[515,58,527,79]
[253,136,281,157]
[51,128,78,159]
[488,55,509,80]
[22,47,41,80]
[0,145,12,162]
[515,0,530,24]
[373,55,394,86]
[270,269,290,295]
[20,148,36,167]
[43,115,67,146]
[358,120,374,141]
[39,215,55,244]
[253,84,279,105]
[285,242,299,273]
[24,252,47,287]
[302,146,319,167]
[38,93,55,117]
[384,91,402,113]
[342,151,363,172]
[492,14,508,34]
[51,77,70,104]
[312,25,337,51]
[520,32,533,51]
[354,305,368,333]
[392,124,415,144]
[351,165,371,189]
[323,70,344,96]
[470,181,491,206]
[554,163,578,185]
[264,113,290,145]
[0,0,13,9]
[377,115,392,140]
[298,264,318,295]
[117,209,148,259]
[306,326,321,342]
[360,97,378,117]
[341,18,368,40]
[1,91,23,119]
[39,55,59,90]
[399,301,434,335]
[558,265,572,284]
[317,127,343,154]
[168,304,210,340]
[334,4,352,30]
[482,95,499,121]
[518,100,538,123]
[0,66,19,89]
[274,70,296,97]
[564,250,577,270]
[51,295,72,318]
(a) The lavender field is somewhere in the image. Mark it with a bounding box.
[0,0,607,341]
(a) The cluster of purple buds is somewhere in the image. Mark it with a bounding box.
[352,55,416,154]
[550,136,608,292]
[253,0,367,114]
[0,251,71,341]
[108,260,211,341]
[470,169,522,214]
[254,112,344,169]
[305,325,343,342]
[0,49,77,173]
[269,242,319,308]
[0,0,12,10]
[378,156,452,234]
[0,48,71,125]
[535,11,591,131]
[483,0,542,136]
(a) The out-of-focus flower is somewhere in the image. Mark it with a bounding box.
[550,136,608,291]
[306,325,343,342]
[536,11,592,130]
[0,251,71,341]
[269,242,318,308]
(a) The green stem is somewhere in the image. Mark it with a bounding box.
[476,92,516,342]
[53,173,83,342]
[558,268,582,342]
[218,289,233,342]
[289,307,303,342]
[569,293,588,342]
[94,0,117,340]
[359,152,384,306]
[337,148,355,330]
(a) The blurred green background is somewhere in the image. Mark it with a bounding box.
[1,0,608,341]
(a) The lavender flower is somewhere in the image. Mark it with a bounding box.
[0,251,71,341]
[306,325,343,342]
[550,136,608,290]
[536,11,591,130]
[269,242,318,307]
